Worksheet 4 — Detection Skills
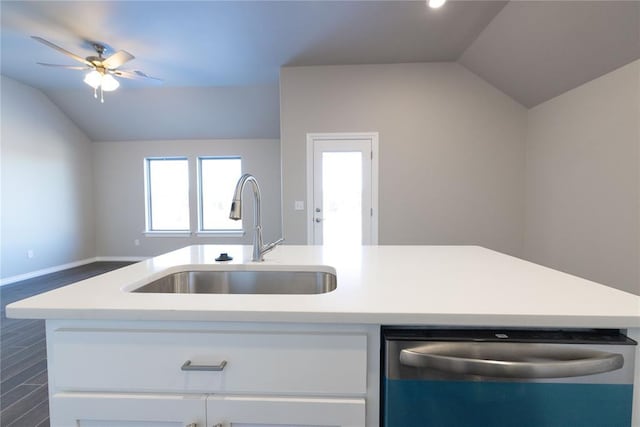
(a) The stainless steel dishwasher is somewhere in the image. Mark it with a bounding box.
[382,328,636,427]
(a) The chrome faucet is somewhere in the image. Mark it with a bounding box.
[229,173,283,261]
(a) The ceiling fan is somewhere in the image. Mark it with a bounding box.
[32,36,161,103]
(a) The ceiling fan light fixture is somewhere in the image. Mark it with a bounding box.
[33,36,159,103]
[428,0,447,8]
[83,70,102,89]
[101,74,120,92]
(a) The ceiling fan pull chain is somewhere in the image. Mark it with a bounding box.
[93,86,98,99]
[100,86,104,103]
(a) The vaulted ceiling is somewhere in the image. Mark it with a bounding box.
[1,1,638,141]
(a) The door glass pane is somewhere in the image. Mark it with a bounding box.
[322,152,362,246]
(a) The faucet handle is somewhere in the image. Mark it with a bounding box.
[261,237,284,257]
[270,237,284,247]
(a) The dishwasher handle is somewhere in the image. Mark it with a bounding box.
[399,342,624,379]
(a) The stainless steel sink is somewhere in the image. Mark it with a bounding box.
[131,270,337,295]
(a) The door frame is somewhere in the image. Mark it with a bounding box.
[306,132,379,245]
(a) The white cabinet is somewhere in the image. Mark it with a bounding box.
[51,329,366,394]
[207,395,365,427]
[51,392,365,427]
[51,392,206,426]
[46,321,373,427]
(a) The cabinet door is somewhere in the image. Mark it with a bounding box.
[206,395,366,427]
[50,392,206,427]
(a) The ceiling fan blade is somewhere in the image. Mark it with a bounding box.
[133,70,162,81]
[31,36,92,66]
[37,62,91,70]
[113,69,162,81]
[102,50,135,69]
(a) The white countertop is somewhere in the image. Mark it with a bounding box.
[6,245,640,328]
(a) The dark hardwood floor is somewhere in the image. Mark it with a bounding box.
[0,262,135,427]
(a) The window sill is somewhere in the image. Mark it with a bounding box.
[143,231,192,238]
[142,231,246,238]
[195,231,245,237]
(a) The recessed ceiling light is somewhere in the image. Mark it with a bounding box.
[429,0,447,9]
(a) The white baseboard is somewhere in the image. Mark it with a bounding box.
[0,256,147,287]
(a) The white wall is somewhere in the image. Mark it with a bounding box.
[92,139,281,257]
[524,60,640,295]
[280,62,527,256]
[0,75,95,279]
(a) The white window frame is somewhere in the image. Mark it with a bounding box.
[196,156,244,235]
[144,156,191,235]
[143,156,246,238]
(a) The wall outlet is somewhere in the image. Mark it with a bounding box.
[294,201,305,211]
[134,239,140,246]
[27,250,34,259]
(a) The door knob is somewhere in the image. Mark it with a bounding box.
[315,207,321,212]
[315,218,322,223]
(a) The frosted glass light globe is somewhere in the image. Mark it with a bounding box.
[83,70,102,89]
[101,74,120,92]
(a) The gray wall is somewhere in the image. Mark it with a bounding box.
[280,62,527,256]
[524,60,640,295]
[0,75,95,279]
[4,59,637,296]
[45,84,281,142]
[93,139,281,257]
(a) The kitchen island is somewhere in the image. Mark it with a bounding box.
[7,245,640,426]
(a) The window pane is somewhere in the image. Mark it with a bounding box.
[147,158,189,231]
[200,157,242,231]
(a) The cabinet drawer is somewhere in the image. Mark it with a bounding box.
[51,328,367,395]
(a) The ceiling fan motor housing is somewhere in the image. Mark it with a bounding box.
[91,43,106,57]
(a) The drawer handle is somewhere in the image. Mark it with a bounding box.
[181,360,227,372]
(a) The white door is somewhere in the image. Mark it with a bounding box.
[307,133,378,245]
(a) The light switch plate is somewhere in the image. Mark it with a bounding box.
[294,201,304,210]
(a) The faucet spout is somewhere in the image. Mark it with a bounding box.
[229,174,258,221]
[229,173,282,261]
